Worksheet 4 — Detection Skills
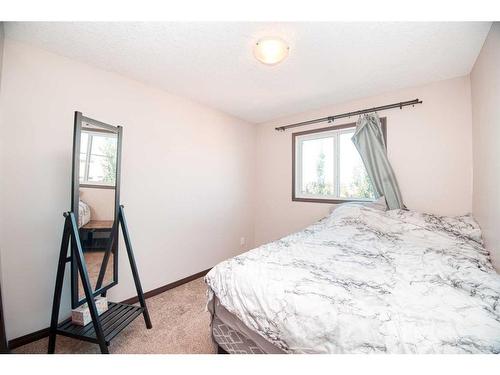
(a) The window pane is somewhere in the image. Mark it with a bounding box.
[88,155,116,184]
[90,134,117,157]
[79,133,90,183]
[300,136,334,196]
[80,132,89,152]
[79,158,86,182]
[338,131,375,199]
[87,133,117,185]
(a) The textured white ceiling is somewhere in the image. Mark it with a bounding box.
[4,22,491,123]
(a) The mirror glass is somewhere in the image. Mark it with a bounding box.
[77,122,118,300]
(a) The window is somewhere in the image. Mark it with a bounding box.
[292,119,386,203]
[79,130,118,186]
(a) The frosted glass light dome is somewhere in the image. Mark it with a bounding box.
[253,37,290,65]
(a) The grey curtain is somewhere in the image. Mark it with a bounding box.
[351,113,404,210]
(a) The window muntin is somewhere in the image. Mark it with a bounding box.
[79,130,117,186]
[293,125,377,202]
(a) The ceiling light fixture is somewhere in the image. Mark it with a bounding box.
[253,37,290,66]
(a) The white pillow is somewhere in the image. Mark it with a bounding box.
[363,196,388,211]
[329,196,387,213]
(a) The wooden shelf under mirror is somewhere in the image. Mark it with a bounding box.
[56,302,144,346]
[81,220,114,230]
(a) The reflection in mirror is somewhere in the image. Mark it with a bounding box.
[77,125,118,300]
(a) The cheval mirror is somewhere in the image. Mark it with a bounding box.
[71,113,121,306]
[48,112,151,354]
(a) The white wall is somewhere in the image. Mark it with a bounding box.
[471,22,500,271]
[0,39,256,340]
[255,76,473,245]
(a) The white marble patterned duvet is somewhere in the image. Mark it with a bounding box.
[205,205,500,353]
[78,200,91,228]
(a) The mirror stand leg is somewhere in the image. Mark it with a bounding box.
[48,214,72,354]
[119,206,152,329]
[69,213,109,354]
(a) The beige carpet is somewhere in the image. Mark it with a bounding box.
[79,251,114,299]
[13,277,216,354]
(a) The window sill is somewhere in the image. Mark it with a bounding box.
[292,197,374,204]
[80,183,116,190]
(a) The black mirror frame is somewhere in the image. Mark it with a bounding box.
[70,111,123,308]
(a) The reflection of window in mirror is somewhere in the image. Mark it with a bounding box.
[79,130,117,186]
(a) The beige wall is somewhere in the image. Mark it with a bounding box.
[0,22,4,89]
[255,76,473,245]
[0,23,5,333]
[0,39,256,340]
[471,22,500,271]
[79,187,115,221]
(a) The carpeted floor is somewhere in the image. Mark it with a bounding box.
[13,277,216,354]
[79,251,114,299]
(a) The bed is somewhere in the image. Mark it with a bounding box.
[78,200,91,228]
[205,204,500,354]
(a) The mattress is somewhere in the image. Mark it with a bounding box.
[206,204,500,354]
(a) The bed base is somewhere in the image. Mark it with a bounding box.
[211,315,266,354]
[217,345,229,354]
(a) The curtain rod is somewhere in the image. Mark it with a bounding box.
[275,98,423,131]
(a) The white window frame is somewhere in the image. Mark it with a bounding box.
[79,130,117,187]
[292,120,386,203]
